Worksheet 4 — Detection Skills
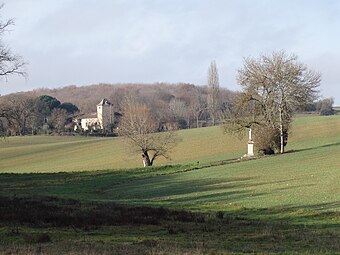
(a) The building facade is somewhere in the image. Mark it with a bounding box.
[74,99,120,131]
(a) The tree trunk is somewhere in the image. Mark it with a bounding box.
[279,107,284,154]
[142,152,152,167]
[280,122,284,154]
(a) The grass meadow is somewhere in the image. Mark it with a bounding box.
[0,124,245,173]
[0,114,340,254]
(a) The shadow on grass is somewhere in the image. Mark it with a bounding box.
[0,166,319,210]
[97,173,317,207]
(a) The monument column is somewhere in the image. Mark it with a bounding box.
[247,128,254,157]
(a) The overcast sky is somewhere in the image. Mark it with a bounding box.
[1,0,340,104]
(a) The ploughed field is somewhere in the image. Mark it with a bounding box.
[0,114,339,254]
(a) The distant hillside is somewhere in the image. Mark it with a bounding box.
[11,82,236,114]
[0,83,237,135]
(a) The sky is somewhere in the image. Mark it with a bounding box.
[1,0,340,104]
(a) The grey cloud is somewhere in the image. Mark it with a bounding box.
[1,0,340,105]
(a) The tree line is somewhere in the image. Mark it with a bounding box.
[0,95,78,136]
[0,79,334,137]
[0,82,236,135]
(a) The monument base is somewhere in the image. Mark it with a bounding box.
[247,141,254,157]
[241,140,255,159]
[241,128,255,159]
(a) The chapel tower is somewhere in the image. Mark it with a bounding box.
[97,98,112,130]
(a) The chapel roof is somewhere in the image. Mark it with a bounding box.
[97,98,111,106]
[76,112,97,119]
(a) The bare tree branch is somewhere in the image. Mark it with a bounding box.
[0,4,27,81]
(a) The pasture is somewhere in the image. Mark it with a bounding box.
[0,125,245,173]
[0,114,340,254]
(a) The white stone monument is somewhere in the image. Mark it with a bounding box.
[247,128,254,157]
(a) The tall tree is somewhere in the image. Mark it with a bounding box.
[118,101,179,167]
[226,51,321,154]
[189,87,207,128]
[169,98,188,128]
[37,95,61,114]
[35,95,61,126]
[0,94,35,135]
[59,102,79,114]
[207,60,220,125]
[50,108,68,133]
[0,4,26,80]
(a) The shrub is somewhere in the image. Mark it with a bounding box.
[23,233,51,244]
[254,125,288,155]
[177,118,188,129]
[216,211,224,220]
[317,98,335,116]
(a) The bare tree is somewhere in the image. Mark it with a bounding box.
[207,60,220,125]
[51,108,68,133]
[189,87,207,128]
[169,97,188,128]
[0,116,7,136]
[118,101,179,167]
[0,4,26,80]
[226,50,321,154]
[169,98,186,119]
[0,94,35,135]
[317,98,334,116]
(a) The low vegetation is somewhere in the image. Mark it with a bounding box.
[1,195,339,255]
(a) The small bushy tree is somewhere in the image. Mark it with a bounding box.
[118,101,179,167]
[318,98,334,116]
[254,124,288,155]
[51,108,68,133]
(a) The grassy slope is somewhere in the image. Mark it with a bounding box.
[0,126,245,173]
[1,115,339,212]
[1,115,340,254]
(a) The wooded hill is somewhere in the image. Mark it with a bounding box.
[19,83,235,115]
[0,83,236,135]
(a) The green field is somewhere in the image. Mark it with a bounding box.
[0,125,245,173]
[1,115,340,254]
